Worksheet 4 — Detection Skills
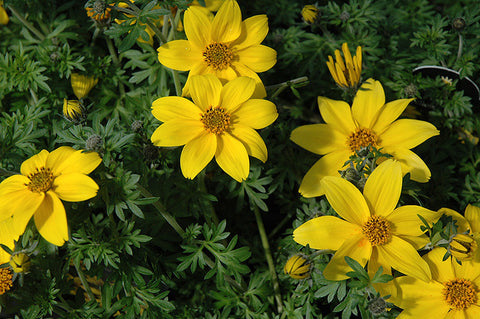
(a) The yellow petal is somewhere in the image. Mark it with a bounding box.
[0,217,16,264]
[181,132,216,179]
[230,62,266,98]
[213,66,239,84]
[398,234,430,250]
[298,150,351,198]
[190,74,223,110]
[220,76,255,113]
[372,98,414,135]
[34,191,68,246]
[363,159,402,217]
[0,6,8,25]
[211,0,242,43]
[237,45,276,73]
[322,176,371,225]
[20,150,49,176]
[423,247,454,282]
[47,147,102,176]
[466,306,480,319]
[290,124,348,155]
[10,190,45,237]
[383,147,431,183]
[293,216,362,250]
[157,40,202,71]
[70,74,98,100]
[388,206,440,236]
[152,96,202,122]
[351,79,385,129]
[233,99,278,129]
[231,15,268,50]
[184,6,212,49]
[378,235,431,281]
[465,204,480,234]
[0,175,29,196]
[323,234,372,281]
[229,125,267,162]
[318,96,356,136]
[151,119,204,147]
[215,133,249,182]
[368,247,392,278]
[181,62,210,97]
[53,173,99,202]
[380,119,439,149]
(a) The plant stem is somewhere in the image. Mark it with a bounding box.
[73,262,96,303]
[171,69,182,96]
[198,170,220,226]
[7,5,45,41]
[253,205,283,314]
[457,33,463,62]
[267,76,308,99]
[105,37,126,99]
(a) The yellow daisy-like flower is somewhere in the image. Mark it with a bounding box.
[190,0,225,12]
[157,0,277,98]
[387,247,480,318]
[293,159,439,281]
[0,147,102,246]
[150,74,278,182]
[301,5,320,24]
[326,42,362,89]
[0,0,9,25]
[63,99,85,123]
[290,79,439,198]
[71,73,98,100]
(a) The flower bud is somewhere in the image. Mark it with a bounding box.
[301,5,320,24]
[449,233,477,261]
[452,17,466,31]
[284,254,311,279]
[63,99,85,123]
[86,134,103,153]
[10,253,31,273]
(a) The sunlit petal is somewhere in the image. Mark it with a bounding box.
[34,192,68,246]
[290,124,347,155]
[230,125,267,162]
[20,150,49,176]
[372,98,414,135]
[318,96,356,135]
[234,99,278,129]
[211,0,242,43]
[184,7,212,49]
[53,173,99,202]
[465,204,480,234]
[157,40,202,71]
[231,15,268,50]
[180,132,216,179]
[381,119,439,149]
[383,147,432,183]
[423,247,455,282]
[215,133,249,182]
[190,74,223,110]
[221,76,255,112]
[0,175,29,196]
[48,147,102,176]
[351,79,385,129]
[151,119,204,147]
[230,62,266,98]
[152,96,202,122]
[237,45,276,72]
[389,206,440,236]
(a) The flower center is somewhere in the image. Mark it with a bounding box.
[201,106,231,135]
[443,278,477,310]
[347,128,379,152]
[203,42,234,70]
[25,167,54,193]
[0,268,12,295]
[362,215,391,246]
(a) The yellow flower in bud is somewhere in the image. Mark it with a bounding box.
[63,99,85,123]
[71,73,98,100]
[10,253,31,273]
[86,0,112,22]
[326,42,362,89]
[284,254,311,279]
[449,234,477,261]
[301,5,320,24]
[0,0,9,25]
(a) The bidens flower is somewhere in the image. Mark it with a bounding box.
[326,42,362,89]
[190,0,225,12]
[293,160,438,281]
[10,253,31,273]
[63,99,85,123]
[301,5,320,24]
[157,0,277,98]
[290,79,439,197]
[284,254,312,279]
[150,74,278,182]
[0,147,102,246]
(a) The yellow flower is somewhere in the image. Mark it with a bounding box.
[0,268,12,295]
[63,99,85,123]
[86,0,112,22]
[0,218,15,264]
[71,73,98,100]
[0,147,102,246]
[284,254,311,279]
[157,0,277,98]
[150,74,278,182]
[293,159,439,281]
[326,42,362,89]
[190,0,225,12]
[386,247,480,318]
[290,79,439,198]
[301,5,320,24]
[10,253,30,273]
[0,0,9,25]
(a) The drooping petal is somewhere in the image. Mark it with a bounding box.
[10,190,45,236]
[53,173,99,202]
[323,234,372,281]
[377,235,431,281]
[363,159,402,217]
[318,96,356,135]
[230,62,266,98]
[215,133,249,182]
[229,125,267,162]
[211,0,242,43]
[190,74,223,110]
[48,148,102,176]
[20,150,49,176]
[389,206,440,236]
[290,124,347,155]
[237,45,276,72]
[231,15,268,50]
[351,79,385,129]
[180,132,216,179]
[151,119,205,147]
[422,247,454,282]
[233,99,277,129]
[0,175,29,196]
[152,96,202,122]
[372,98,414,135]
[465,204,480,234]
[34,191,68,246]
[184,6,212,49]
[293,216,362,250]
[220,76,255,112]
[383,147,432,183]
[380,119,439,149]
[298,150,351,198]
[157,40,203,71]
[321,176,371,225]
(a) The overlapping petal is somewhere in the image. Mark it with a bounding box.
[221,76,255,112]
[318,96,356,135]
[351,79,385,128]
[231,62,267,98]
[211,0,242,43]
[466,204,480,233]
[372,98,414,134]
[190,74,222,109]
[151,119,204,147]
[34,192,68,246]
[389,206,439,236]
[237,45,276,72]
[53,173,99,202]
[0,175,29,196]
[380,119,439,149]
[157,40,203,71]
[152,96,202,122]
[49,148,102,176]
[184,7,212,48]
[215,133,249,182]
[290,124,347,155]
[181,132,217,179]
[233,98,277,129]
[20,150,48,176]
[230,125,267,162]
[383,147,431,182]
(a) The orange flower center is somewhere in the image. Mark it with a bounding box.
[347,128,379,152]
[443,278,477,310]
[0,268,12,295]
[362,215,391,246]
[201,106,231,135]
[25,167,54,193]
[203,42,234,70]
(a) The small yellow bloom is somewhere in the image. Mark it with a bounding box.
[301,5,320,24]
[441,76,453,86]
[284,254,311,279]
[0,268,12,295]
[86,0,112,22]
[0,0,9,25]
[449,234,477,261]
[63,99,85,123]
[10,253,30,273]
[326,42,362,89]
[71,73,98,100]
[150,74,278,182]
[0,147,102,246]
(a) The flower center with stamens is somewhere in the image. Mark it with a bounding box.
[203,42,234,70]
[0,268,12,295]
[347,128,379,152]
[362,215,391,246]
[201,106,231,135]
[443,278,477,310]
[25,167,54,193]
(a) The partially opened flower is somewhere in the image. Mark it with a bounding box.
[0,147,102,246]
[157,0,277,98]
[150,74,278,182]
[301,5,320,24]
[290,79,439,197]
[71,73,98,100]
[293,159,439,281]
[86,0,112,23]
[326,42,362,89]
[63,99,85,123]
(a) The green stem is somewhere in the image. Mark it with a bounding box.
[171,69,182,96]
[457,33,463,62]
[267,76,308,99]
[198,170,220,226]
[7,5,45,41]
[73,262,96,303]
[253,205,283,314]
[105,37,126,99]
